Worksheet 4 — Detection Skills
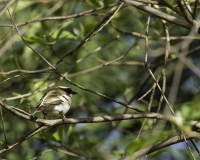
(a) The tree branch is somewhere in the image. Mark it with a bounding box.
[1,101,200,128]
[0,125,48,155]
[121,132,200,159]
[1,101,200,156]
[121,0,193,31]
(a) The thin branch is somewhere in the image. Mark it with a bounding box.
[147,68,175,115]
[5,2,143,113]
[56,2,124,64]
[51,147,86,160]
[1,101,200,130]
[0,101,162,155]
[192,0,198,19]
[121,132,200,160]
[0,0,15,18]
[0,125,48,155]
[30,149,53,160]
[0,3,119,27]
[121,0,193,30]
[182,0,193,17]
[1,101,200,155]
[0,101,162,125]
[137,14,152,139]
[0,106,9,148]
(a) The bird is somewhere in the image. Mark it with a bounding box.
[31,86,77,119]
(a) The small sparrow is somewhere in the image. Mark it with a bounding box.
[32,86,77,119]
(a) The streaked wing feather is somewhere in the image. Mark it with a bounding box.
[36,89,63,109]
[42,97,63,106]
[36,92,48,108]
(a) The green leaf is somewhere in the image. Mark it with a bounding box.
[23,36,54,46]
[86,0,104,6]
[73,27,80,37]
[166,7,176,14]
[73,23,85,39]
[53,130,61,141]
[20,97,25,104]
[12,92,21,96]
[125,138,143,154]
[52,30,77,40]
[42,132,57,141]
[53,125,65,141]
[85,22,98,36]
[30,81,48,91]
[66,125,75,137]
[112,150,124,157]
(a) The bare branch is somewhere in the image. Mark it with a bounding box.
[121,132,200,160]
[121,0,193,30]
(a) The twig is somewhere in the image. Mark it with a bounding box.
[5,2,143,113]
[0,105,9,148]
[121,0,192,30]
[1,101,200,155]
[0,3,119,28]
[120,132,200,160]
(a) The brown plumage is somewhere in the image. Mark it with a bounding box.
[31,86,77,119]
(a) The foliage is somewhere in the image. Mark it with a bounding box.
[0,0,200,159]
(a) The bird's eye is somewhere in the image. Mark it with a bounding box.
[68,88,72,92]
[64,88,72,93]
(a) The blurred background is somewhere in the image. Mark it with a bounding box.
[0,0,200,159]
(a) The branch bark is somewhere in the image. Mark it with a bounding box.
[121,131,200,159]
[1,101,200,156]
[121,0,194,31]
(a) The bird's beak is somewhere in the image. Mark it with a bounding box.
[72,91,77,95]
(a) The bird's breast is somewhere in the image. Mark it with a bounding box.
[43,102,71,119]
[54,101,70,114]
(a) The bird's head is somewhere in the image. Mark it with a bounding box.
[57,86,77,97]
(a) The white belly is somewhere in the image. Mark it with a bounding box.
[44,102,71,119]
[54,101,70,114]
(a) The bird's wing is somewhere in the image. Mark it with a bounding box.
[36,89,64,109]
